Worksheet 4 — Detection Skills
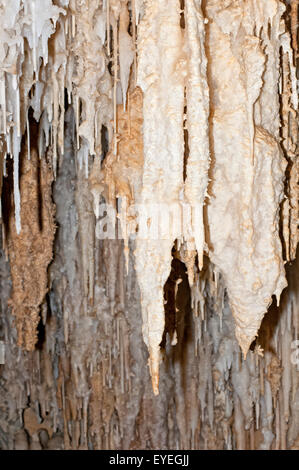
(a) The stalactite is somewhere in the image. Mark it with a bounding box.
[90,86,143,269]
[0,0,298,451]
[68,0,113,158]
[280,26,299,261]
[184,0,210,272]
[205,0,289,357]
[135,0,185,394]
[6,142,55,350]
[119,1,134,110]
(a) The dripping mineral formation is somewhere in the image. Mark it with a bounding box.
[0,0,298,450]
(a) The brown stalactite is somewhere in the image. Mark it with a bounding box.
[6,140,55,351]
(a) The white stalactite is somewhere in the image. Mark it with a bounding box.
[136,0,185,394]
[184,0,210,270]
[206,0,289,356]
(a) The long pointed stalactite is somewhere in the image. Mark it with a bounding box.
[0,0,298,450]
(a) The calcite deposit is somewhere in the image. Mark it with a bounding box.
[0,0,298,450]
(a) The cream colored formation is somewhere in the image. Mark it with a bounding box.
[0,0,297,394]
[206,0,290,357]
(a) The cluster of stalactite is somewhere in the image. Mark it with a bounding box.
[0,0,298,450]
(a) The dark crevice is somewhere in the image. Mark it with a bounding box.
[180,0,185,29]
[101,125,109,162]
[161,245,191,352]
[183,99,189,182]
